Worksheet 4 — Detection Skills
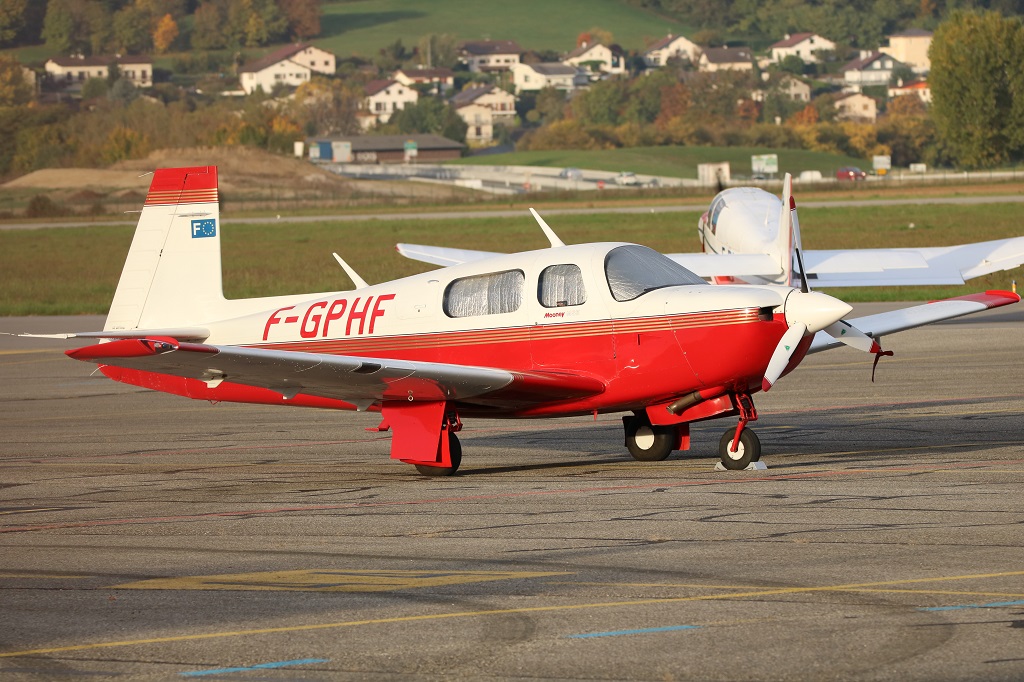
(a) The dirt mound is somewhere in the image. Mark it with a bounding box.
[3,169,152,191]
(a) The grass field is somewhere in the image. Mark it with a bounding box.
[2,200,1020,316]
[451,147,871,179]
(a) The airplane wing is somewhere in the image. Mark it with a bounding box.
[809,290,1020,354]
[666,253,780,279]
[66,339,606,410]
[395,243,498,267]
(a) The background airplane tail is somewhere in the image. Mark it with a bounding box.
[776,173,798,287]
[104,166,225,332]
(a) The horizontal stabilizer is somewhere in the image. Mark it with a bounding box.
[396,243,498,267]
[16,327,211,342]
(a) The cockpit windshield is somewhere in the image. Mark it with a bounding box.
[604,245,706,302]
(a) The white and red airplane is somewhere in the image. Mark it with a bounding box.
[398,174,1024,289]
[18,167,1020,476]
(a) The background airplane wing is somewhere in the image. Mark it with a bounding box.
[666,253,780,279]
[808,290,1020,354]
[66,339,606,410]
[395,243,498,267]
[802,237,1024,287]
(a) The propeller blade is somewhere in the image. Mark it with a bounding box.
[762,322,808,392]
[822,320,881,354]
[783,290,852,333]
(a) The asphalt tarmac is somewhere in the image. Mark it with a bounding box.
[1,308,1022,681]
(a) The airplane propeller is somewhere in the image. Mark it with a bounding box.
[777,173,891,376]
[762,289,852,392]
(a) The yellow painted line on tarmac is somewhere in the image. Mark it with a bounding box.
[113,569,569,593]
[4,569,1024,659]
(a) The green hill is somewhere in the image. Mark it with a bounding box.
[450,146,869,179]
[315,0,688,57]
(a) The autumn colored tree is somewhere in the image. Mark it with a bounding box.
[654,82,690,130]
[293,77,361,137]
[281,0,320,40]
[153,14,179,54]
[788,103,819,126]
[0,55,32,106]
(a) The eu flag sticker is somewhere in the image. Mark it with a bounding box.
[191,218,217,238]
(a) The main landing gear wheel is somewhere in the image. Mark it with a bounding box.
[718,428,761,470]
[625,416,675,462]
[414,432,462,476]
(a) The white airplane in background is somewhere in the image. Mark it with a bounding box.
[13,167,1020,477]
[397,174,1024,289]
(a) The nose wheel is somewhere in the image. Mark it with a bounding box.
[718,428,761,470]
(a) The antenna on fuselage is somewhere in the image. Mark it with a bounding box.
[529,208,565,248]
[332,252,368,289]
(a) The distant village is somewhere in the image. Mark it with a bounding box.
[20,26,934,165]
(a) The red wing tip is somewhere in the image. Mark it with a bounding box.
[929,290,1021,307]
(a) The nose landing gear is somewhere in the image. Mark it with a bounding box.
[718,392,761,470]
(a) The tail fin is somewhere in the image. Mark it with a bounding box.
[104,167,224,332]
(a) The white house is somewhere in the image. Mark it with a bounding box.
[45,55,152,89]
[644,34,701,67]
[835,92,878,122]
[564,42,625,77]
[753,74,811,103]
[450,85,517,144]
[360,79,418,129]
[393,67,455,94]
[888,79,931,104]
[843,51,905,88]
[886,29,932,74]
[768,33,835,64]
[458,40,522,73]
[511,63,587,93]
[698,47,754,72]
[238,43,336,94]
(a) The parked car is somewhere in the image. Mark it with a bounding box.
[614,171,640,186]
[836,166,867,181]
[558,167,583,181]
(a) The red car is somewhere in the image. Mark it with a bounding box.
[836,166,867,180]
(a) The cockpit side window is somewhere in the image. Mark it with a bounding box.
[443,269,525,318]
[538,264,586,308]
[605,245,706,302]
[709,196,726,235]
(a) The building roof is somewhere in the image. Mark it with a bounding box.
[451,85,503,106]
[566,42,621,60]
[702,47,753,64]
[523,62,578,76]
[843,51,899,72]
[364,79,400,96]
[459,40,523,56]
[47,54,152,67]
[395,67,454,80]
[312,134,464,152]
[645,34,690,53]
[770,32,817,48]
[239,43,322,74]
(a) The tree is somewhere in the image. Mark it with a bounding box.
[0,55,32,106]
[112,5,152,53]
[42,0,92,54]
[387,97,467,143]
[293,77,361,136]
[281,0,320,40]
[416,33,459,69]
[192,0,227,50]
[930,10,1024,168]
[0,0,27,46]
[153,13,179,54]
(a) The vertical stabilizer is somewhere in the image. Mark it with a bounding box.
[777,173,796,286]
[104,167,223,332]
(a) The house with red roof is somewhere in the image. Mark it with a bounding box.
[768,33,835,64]
[359,79,418,130]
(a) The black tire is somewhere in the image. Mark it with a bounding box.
[718,428,761,470]
[414,432,462,476]
[625,416,675,462]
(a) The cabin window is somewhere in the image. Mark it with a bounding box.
[709,195,727,234]
[604,245,705,302]
[444,269,524,318]
[538,264,586,308]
